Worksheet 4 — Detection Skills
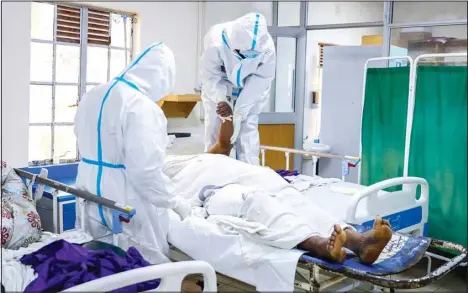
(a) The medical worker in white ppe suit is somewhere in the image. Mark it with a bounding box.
[74,42,191,264]
[201,13,276,165]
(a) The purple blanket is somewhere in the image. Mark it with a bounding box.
[275,169,299,183]
[20,240,160,293]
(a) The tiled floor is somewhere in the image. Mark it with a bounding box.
[182,263,467,292]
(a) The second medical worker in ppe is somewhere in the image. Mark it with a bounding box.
[201,13,276,165]
[74,42,191,264]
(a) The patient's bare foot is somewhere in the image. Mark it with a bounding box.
[345,217,392,265]
[299,224,347,264]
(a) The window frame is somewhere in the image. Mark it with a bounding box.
[29,3,135,165]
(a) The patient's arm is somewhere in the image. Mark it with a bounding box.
[207,102,234,156]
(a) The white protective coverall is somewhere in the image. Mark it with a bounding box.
[201,13,276,165]
[74,42,190,264]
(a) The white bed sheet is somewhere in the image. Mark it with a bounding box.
[302,181,369,222]
[167,178,369,292]
[168,211,303,292]
[1,230,92,293]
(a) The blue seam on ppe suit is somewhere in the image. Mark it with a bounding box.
[82,42,163,227]
[250,14,260,50]
[81,158,126,169]
[222,31,231,49]
[114,76,142,93]
[236,64,243,87]
[234,14,260,89]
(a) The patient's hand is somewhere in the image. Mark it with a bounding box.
[216,102,233,117]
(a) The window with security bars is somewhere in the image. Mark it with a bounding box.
[29,2,135,165]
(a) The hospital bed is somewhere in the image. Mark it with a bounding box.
[255,145,467,292]
[6,168,217,293]
[17,160,467,292]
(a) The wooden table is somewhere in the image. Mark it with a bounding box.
[157,94,201,118]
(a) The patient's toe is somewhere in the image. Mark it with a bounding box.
[359,217,392,265]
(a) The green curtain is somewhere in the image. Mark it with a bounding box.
[361,67,410,190]
[408,66,467,248]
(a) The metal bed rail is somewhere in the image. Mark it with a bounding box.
[14,168,133,216]
[259,145,360,181]
[14,168,135,246]
[63,261,218,292]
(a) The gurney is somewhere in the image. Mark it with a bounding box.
[18,162,467,292]
[165,146,466,292]
[7,168,217,292]
[264,145,467,292]
[296,230,466,292]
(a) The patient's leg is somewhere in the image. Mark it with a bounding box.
[343,217,392,265]
[206,120,233,155]
[207,102,234,155]
[276,188,392,265]
[298,225,347,264]
[240,190,348,263]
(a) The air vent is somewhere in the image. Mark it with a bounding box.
[87,8,111,45]
[56,5,81,44]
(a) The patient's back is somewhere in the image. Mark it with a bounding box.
[164,154,290,202]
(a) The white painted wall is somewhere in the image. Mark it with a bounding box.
[392,1,467,23]
[1,2,32,167]
[308,2,384,25]
[203,2,273,33]
[1,2,201,167]
[274,38,296,113]
[278,2,300,26]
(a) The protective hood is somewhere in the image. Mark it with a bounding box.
[119,42,176,102]
[224,13,270,54]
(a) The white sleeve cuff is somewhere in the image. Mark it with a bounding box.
[173,198,191,220]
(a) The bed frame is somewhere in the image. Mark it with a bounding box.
[257,145,466,292]
[63,261,216,292]
[296,238,466,293]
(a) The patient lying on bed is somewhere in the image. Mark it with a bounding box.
[164,102,392,265]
